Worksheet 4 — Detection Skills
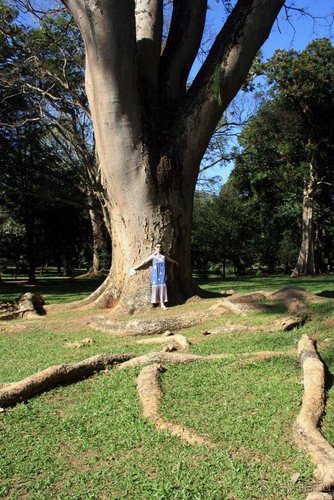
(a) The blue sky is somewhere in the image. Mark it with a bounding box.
[205,0,333,58]
[261,0,333,57]
[198,0,333,188]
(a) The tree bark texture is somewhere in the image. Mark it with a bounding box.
[62,0,285,311]
[292,161,315,277]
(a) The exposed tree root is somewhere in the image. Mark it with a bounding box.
[295,334,334,495]
[64,337,94,348]
[271,287,329,304]
[118,349,295,371]
[278,315,308,331]
[226,349,296,368]
[0,293,46,320]
[305,493,333,500]
[117,351,209,370]
[46,273,113,312]
[89,310,213,336]
[208,287,328,316]
[135,333,191,351]
[208,299,247,314]
[89,290,300,335]
[200,315,308,338]
[0,353,135,408]
[136,363,214,446]
[0,347,296,411]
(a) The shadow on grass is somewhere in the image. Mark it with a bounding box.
[318,350,334,393]
[0,277,105,304]
[317,290,334,298]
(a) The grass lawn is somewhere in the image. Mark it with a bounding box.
[0,274,333,498]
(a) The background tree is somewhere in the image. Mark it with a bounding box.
[0,1,92,279]
[229,39,334,275]
[262,39,334,276]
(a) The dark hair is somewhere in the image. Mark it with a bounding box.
[155,242,162,247]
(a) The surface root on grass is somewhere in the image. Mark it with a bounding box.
[0,292,46,320]
[117,351,207,370]
[0,347,297,410]
[88,310,213,335]
[118,349,294,370]
[135,333,191,351]
[136,363,213,446]
[295,334,334,494]
[0,353,135,408]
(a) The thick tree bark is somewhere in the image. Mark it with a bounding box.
[62,0,285,311]
[291,161,315,277]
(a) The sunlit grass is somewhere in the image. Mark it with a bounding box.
[0,274,333,498]
[196,272,334,297]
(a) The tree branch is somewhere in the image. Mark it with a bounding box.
[178,0,285,173]
[135,0,163,95]
[160,0,207,104]
[61,0,143,171]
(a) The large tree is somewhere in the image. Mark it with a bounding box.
[58,0,285,311]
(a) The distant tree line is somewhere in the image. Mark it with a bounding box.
[192,39,334,277]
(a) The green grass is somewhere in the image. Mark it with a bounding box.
[197,273,334,297]
[0,276,105,303]
[0,274,333,498]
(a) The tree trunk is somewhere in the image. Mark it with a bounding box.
[87,195,106,275]
[291,162,315,277]
[25,211,36,284]
[62,0,285,311]
[90,211,100,274]
[93,173,198,311]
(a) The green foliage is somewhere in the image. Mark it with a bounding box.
[0,0,97,278]
[193,40,334,275]
[228,39,334,273]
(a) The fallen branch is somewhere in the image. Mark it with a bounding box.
[136,363,213,446]
[294,334,334,495]
[0,353,135,408]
